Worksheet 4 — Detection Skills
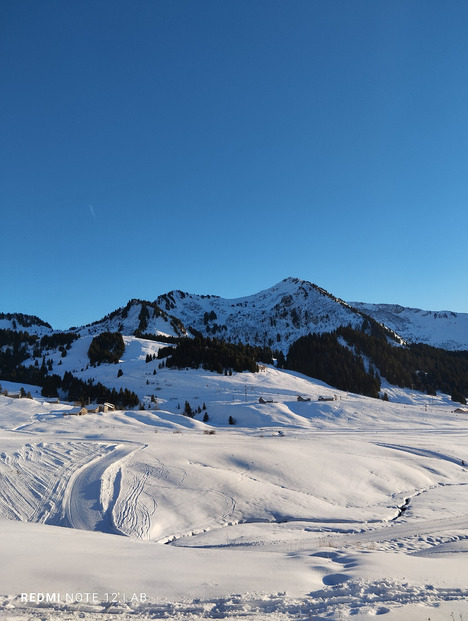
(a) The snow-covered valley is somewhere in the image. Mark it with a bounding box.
[1,334,468,619]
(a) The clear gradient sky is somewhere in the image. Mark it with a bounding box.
[2,1,468,329]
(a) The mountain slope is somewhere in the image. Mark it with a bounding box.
[350,302,468,351]
[155,277,371,353]
[0,312,52,337]
[3,279,467,353]
[76,299,187,339]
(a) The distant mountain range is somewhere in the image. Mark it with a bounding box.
[2,277,468,351]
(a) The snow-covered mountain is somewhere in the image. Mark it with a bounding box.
[2,286,468,621]
[0,312,52,337]
[350,302,468,350]
[3,278,467,351]
[75,299,187,339]
[155,277,371,352]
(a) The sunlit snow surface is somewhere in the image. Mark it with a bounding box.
[1,342,468,619]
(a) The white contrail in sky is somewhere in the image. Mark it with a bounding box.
[89,204,96,221]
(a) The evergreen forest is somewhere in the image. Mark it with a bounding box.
[157,336,274,374]
[88,332,125,365]
[0,328,139,407]
[284,325,468,403]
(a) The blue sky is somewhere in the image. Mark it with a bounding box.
[2,1,468,329]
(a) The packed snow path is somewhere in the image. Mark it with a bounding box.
[63,442,142,534]
[0,439,143,535]
[1,374,468,620]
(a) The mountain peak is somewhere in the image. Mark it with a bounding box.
[150,277,366,352]
[3,279,468,351]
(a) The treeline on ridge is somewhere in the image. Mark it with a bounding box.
[0,359,139,407]
[285,331,381,398]
[0,328,139,407]
[0,329,36,365]
[157,336,274,374]
[337,325,468,401]
[0,328,79,360]
[39,332,79,350]
[0,312,52,330]
[284,324,468,402]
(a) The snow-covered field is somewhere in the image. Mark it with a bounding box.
[1,338,468,619]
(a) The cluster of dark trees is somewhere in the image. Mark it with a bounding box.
[0,328,139,407]
[132,301,186,338]
[182,400,207,418]
[0,329,36,369]
[0,360,44,387]
[285,331,381,398]
[138,333,180,344]
[0,328,80,365]
[203,310,217,324]
[0,329,50,387]
[136,302,151,334]
[60,371,139,407]
[0,312,52,330]
[41,371,139,406]
[88,332,125,365]
[157,336,274,374]
[181,399,235,424]
[0,357,139,407]
[202,310,227,335]
[336,325,468,402]
[39,332,78,350]
[283,324,468,403]
[34,332,79,359]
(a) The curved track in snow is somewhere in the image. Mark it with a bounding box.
[63,442,142,535]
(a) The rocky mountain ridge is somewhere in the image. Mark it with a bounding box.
[2,278,467,351]
[350,301,468,351]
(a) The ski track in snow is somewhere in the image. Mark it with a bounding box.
[0,440,143,535]
[375,441,466,466]
[0,441,111,524]
[1,361,468,619]
[63,442,143,534]
[318,512,468,552]
[113,468,153,539]
[113,458,184,539]
[112,456,240,542]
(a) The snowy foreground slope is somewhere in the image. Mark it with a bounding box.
[0,339,468,621]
